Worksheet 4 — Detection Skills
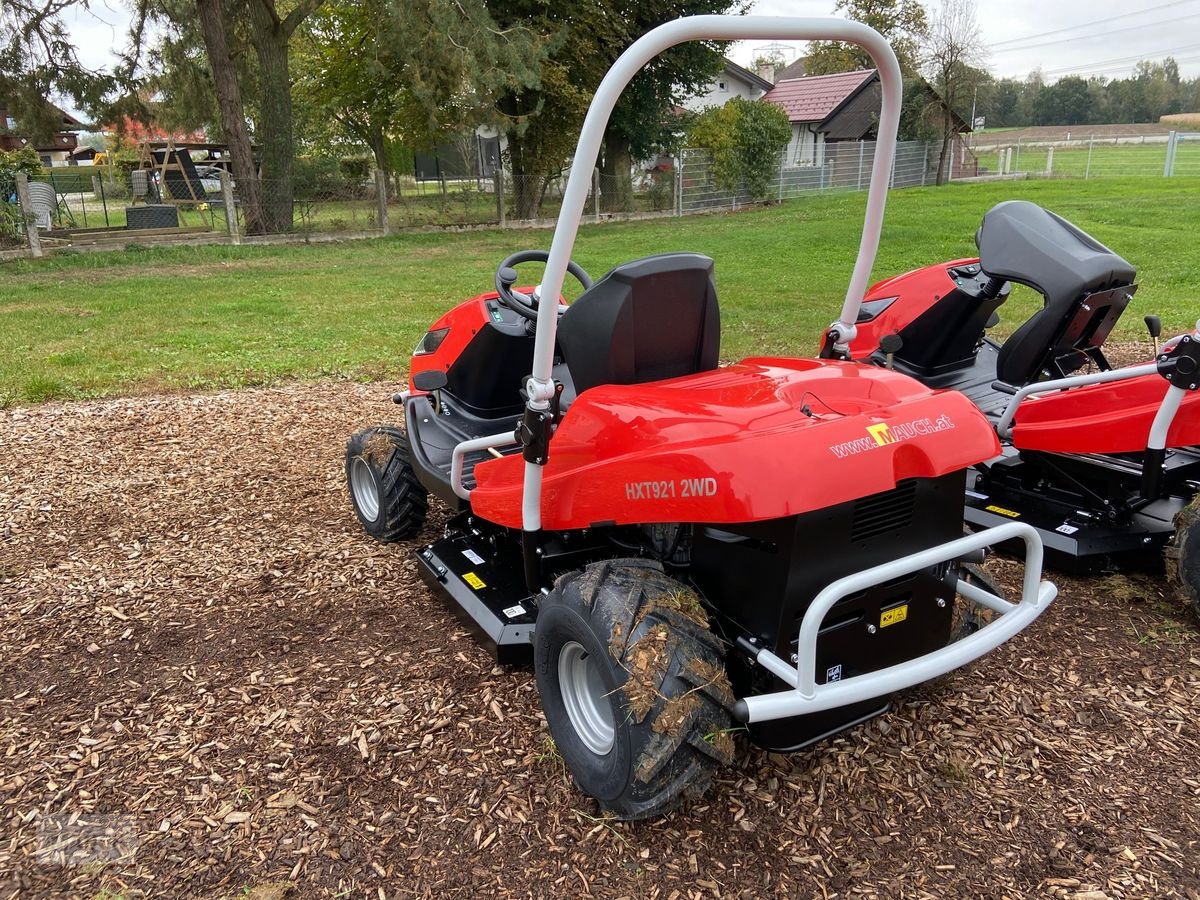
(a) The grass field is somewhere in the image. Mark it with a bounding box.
[3,177,1198,407]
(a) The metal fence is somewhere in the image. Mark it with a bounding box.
[5,130,1199,258]
[678,140,950,214]
[968,131,1200,179]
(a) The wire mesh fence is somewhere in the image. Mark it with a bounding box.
[967,133,1200,179]
[678,141,948,214]
[5,131,1198,258]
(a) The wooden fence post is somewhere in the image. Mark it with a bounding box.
[219,170,240,245]
[374,169,390,236]
[495,167,505,227]
[15,172,43,259]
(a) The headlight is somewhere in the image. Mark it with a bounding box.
[414,327,450,356]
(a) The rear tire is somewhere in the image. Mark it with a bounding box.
[534,559,735,820]
[1166,495,1200,616]
[345,426,428,542]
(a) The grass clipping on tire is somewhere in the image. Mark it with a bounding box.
[618,581,737,765]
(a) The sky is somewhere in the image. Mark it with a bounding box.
[63,0,1200,96]
[730,0,1200,80]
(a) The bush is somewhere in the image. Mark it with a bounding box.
[339,157,371,182]
[0,147,41,201]
[0,148,40,245]
[294,157,367,200]
[686,98,791,200]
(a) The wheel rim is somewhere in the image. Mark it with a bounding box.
[350,456,380,521]
[558,640,615,755]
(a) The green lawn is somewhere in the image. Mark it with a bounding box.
[2,177,1197,407]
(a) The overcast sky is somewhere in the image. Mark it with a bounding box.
[64,0,1200,97]
[734,0,1200,80]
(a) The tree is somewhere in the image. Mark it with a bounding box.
[597,2,735,212]
[0,2,116,139]
[923,0,984,185]
[805,0,928,78]
[1032,75,1090,126]
[292,0,543,187]
[131,0,325,234]
[686,97,790,200]
[488,0,739,220]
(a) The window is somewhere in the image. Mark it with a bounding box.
[718,81,727,91]
[4,116,15,130]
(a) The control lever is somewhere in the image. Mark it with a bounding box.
[880,333,903,370]
[1144,314,1162,356]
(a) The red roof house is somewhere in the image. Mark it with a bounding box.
[763,69,879,166]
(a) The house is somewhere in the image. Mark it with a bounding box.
[762,69,881,167]
[0,101,83,166]
[763,69,976,174]
[683,59,775,113]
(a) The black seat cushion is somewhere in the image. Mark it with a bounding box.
[557,253,720,396]
[980,201,1136,385]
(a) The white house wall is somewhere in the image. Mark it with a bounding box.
[682,75,767,113]
[785,124,824,167]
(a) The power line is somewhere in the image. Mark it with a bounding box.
[991,15,1191,55]
[1036,41,1200,77]
[1042,53,1200,79]
[988,0,1198,48]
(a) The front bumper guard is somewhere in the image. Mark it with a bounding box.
[733,522,1057,724]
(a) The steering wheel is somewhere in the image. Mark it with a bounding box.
[494,250,594,322]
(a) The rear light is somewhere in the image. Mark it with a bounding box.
[414,327,450,355]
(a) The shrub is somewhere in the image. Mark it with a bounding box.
[0,148,41,244]
[294,157,367,200]
[0,147,41,201]
[686,98,791,200]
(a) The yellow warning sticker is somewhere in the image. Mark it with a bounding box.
[985,504,1021,518]
[463,572,486,590]
[880,604,908,628]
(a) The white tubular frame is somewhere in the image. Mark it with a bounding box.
[516,15,905,533]
[738,522,1057,723]
[451,432,520,500]
[995,362,1165,441]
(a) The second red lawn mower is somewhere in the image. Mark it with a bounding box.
[840,201,1200,613]
[344,16,1057,819]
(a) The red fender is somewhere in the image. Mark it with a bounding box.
[469,358,1000,530]
[1012,371,1200,453]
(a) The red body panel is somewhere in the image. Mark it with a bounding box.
[1012,372,1200,453]
[847,258,978,359]
[469,358,1000,530]
[407,289,557,394]
[408,292,493,393]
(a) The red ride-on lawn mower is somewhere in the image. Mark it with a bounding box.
[345,16,1056,819]
[842,201,1200,613]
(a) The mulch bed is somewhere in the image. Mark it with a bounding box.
[1,382,1198,899]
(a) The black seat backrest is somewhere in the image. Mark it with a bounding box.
[980,201,1136,385]
[557,253,720,396]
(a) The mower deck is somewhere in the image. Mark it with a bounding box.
[414,522,537,665]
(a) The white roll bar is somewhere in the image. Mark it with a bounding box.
[520,15,905,533]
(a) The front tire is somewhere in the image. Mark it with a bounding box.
[345,426,428,542]
[534,559,735,820]
[1166,495,1200,616]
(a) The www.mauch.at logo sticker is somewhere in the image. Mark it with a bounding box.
[829,414,956,458]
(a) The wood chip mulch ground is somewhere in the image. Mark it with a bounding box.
[1,382,1198,899]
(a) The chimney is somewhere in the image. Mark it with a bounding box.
[756,62,776,85]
